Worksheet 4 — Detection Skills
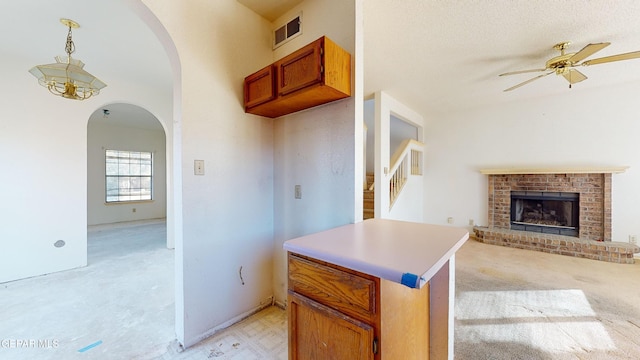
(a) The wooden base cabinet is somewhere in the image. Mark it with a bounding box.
[287,253,430,359]
[289,293,375,360]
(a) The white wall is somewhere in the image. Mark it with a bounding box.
[142,0,276,347]
[87,114,166,225]
[423,81,640,243]
[0,59,91,283]
[364,99,375,173]
[364,100,418,174]
[390,115,418,153]
[271,0,360,306]
[388,175,424,222]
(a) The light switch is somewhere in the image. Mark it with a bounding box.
[194,160,205,175]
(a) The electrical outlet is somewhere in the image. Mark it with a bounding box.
[468,219,474,226]
[295,185,302,199]
[447,217,454,224]
[194,160,205,175]
[132,208,136,213]
[630,235,637,245]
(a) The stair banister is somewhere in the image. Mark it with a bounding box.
[388,139,424,209]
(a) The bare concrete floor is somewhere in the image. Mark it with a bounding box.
[0,220,174,360]
[1,222,638,359]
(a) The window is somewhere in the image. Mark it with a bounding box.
[105,150,152,203]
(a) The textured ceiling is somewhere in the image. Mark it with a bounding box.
[233,0,640,119]
[5,1,640,124]
[237,0,304,22]
[363,0,640,118]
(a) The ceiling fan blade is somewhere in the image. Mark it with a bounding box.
[499,68,547,76]
[582,51,640,66]
[503,72,553,92]
[562,69,587,84]
[568,42,610,63]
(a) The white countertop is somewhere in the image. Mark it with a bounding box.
[283,218,469,289]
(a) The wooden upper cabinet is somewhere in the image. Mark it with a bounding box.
[277,39,323,96]
[244,65,275,109]
[243,36,351,118]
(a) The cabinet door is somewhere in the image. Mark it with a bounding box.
[289,292,375,360]
[288,254,376,324]
[276,38,323,96]
[244,65,275,109]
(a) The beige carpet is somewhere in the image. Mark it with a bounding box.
[455,239,640,359]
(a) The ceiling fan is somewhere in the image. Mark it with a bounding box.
[499,41,640,92]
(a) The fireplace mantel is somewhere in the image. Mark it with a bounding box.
[479,166,628,175]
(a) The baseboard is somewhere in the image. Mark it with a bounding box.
[274,299,287,310]
[182,300,274,348]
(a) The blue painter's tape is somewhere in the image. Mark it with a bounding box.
[401,273,419,288]
[78,340,102,353]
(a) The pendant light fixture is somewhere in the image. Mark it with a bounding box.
[29,18,106,100]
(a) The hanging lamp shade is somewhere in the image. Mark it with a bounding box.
[29,18,106,100]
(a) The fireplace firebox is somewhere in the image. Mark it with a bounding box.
[510,191,579,237]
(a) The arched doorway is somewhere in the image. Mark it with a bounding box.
[87,103,167,227]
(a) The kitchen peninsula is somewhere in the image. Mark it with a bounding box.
[283,218,469,359]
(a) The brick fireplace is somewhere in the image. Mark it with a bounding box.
[473,168,639,264]
[489,172,610,241]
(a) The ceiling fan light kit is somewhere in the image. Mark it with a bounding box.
[500,41,640,92]
[29,18,106,100]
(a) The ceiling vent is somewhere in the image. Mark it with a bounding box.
[273,13,302,49]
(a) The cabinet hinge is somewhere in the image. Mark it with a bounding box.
[320,65,324,74]
[372,338,379,354]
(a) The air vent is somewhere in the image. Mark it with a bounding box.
[273,13,302,49]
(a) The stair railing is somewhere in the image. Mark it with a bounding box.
[389,139,424,209]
